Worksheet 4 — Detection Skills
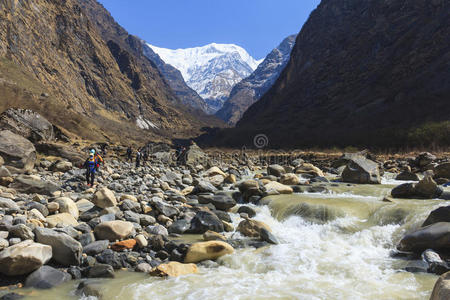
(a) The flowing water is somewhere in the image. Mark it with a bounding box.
[21,177,450,300]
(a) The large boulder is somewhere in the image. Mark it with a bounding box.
[267,164,286,177]
[0,130,36,173]
[94,221,133,241]
[198,194,236,211]
[341,156,380,184]
[423,206,450,227]
[149,261,198,277]
[391,175,443,199]
[189,211,224,234]
[237,219,271,238]
[35,228,82,266]
[25,266,71,289]
[182,143,208,166]
[93,187,117,209]
[280,173,300,185]
[430,271,450,300]
[35,143,83,166]
[10,175,59,196]
[295,163,324,177]
[0,240,52,276]
[415,152,436,168]
[435,163,450,179]
[184,241,234,263]
[398,222,450,253]
[0,108,54,142]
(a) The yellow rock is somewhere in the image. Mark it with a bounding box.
[149,262,198,277]
[184,241,234,263]
[237,219,271,237]
[295,163,324,177]
[264,181,293,194]
[46,213,78,228]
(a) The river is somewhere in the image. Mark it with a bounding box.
[24,175,448,300]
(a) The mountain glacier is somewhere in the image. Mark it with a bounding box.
[148,43,263,113]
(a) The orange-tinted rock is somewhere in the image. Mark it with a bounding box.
[111,239,136,251]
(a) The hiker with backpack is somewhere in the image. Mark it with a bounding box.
[84,151,98,187]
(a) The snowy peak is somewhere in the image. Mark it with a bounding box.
[147,43,262,113]
[216,34,297,125]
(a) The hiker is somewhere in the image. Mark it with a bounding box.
[142,149,149,165]
[84,152,98,187]
[92,149,104,171]
[100,144,107,156]
[126,146,132,162]
[136,149,141,168]
[177,145,186,165]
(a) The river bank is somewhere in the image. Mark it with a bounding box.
[1,134,450,299]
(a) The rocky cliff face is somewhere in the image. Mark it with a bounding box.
[216,35,296,125]
[232,0,450,148]
[0,0,214,143]
[141,42,208,113]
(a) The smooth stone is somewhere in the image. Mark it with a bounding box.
[25,265,71,289]
[184,241,234,263]
[149,261,198,277]
[0,240,52,276]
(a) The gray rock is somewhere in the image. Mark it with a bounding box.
[0,130,36,173]
[0,197,19,210]
[198,194,236,211]
[145,224,168,237]
[83,240,109,256]
[396,171,419,181]
[435,162,450,179]
[139,215,156,226]
[0,240,52,276]
[196,181,217,193]
[260,228,279,244]
[422,249,450,275]
[341,156,381,184]
[153,200,179,217]
[168,219,190,234]
[398,222,450,253]
[135,262,152,273]
[0,108,55,142]
[9,224,35,240]
[123,211,140,223]
[267,164,286,177]
[25,266,71,289]
[88,264,114,278]
[10,175,59,196]
[423,206,450,227]
[189,211,224,234]
[35,227,82,266]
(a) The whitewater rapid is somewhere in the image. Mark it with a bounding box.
[29,180,448,300]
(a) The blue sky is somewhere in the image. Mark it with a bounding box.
[98,0,320,59]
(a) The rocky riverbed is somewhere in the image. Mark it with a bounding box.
[1,121,450,299]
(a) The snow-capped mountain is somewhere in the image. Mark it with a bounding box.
[147,43,263,113]
[216,35,297,125]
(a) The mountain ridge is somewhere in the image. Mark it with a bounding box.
[216,34,296,125]
[202,0,450,149]
[0,0,218,143]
